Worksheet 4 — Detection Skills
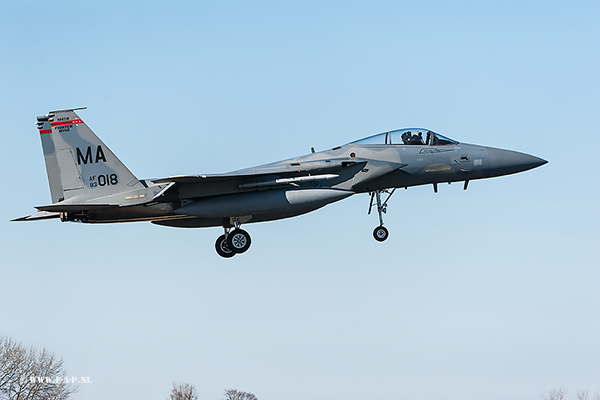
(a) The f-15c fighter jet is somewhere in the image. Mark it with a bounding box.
[14,108,547,257]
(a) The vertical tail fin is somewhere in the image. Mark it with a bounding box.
[36,108,144,203]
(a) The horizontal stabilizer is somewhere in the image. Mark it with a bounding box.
[35,203,120,212]
[12,211,60,222]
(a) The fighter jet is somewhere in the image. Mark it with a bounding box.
[14,108,547,257]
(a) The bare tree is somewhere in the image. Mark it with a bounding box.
[577,390,600,400]
[0,336,77,400]
[541,389,600,400]
[541,388,568,400]
[224,388,258,400]
[169,382,198,400]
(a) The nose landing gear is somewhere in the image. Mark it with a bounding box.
[368,188,395,242]
[373,225,389,242]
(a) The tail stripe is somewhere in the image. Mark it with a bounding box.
[50,119,83,127]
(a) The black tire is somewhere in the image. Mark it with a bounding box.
[215,234,236,258]
[373,226,389,242]
[226,229,251,254]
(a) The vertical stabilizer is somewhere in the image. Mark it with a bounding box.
[36,108,144,203]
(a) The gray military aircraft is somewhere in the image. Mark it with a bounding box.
[14,108,547,257]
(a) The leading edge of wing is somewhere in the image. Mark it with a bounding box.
[151,160,367,185]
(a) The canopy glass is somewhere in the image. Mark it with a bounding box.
[350,129,458,146]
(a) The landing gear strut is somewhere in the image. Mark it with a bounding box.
[215,220,252,258]
[368,188,396,242]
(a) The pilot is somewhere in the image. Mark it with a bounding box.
[409,132,423,145]
[401,131,412,144]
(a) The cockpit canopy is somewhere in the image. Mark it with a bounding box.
[350,129,458,146]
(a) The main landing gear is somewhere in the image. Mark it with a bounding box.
[215,223,252,258]
[368,188,396,242]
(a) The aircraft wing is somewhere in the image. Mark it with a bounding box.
[151,159,366,186]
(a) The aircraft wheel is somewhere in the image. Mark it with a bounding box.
[227,229,251,254]
[373,226,389,242]
[215,234,236,258]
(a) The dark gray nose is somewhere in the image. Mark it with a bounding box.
[486,147,547,177]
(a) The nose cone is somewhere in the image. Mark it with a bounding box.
[486,147,547,177]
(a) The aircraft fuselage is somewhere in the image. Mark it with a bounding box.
[17,110,547,257]
[77,141,545,227]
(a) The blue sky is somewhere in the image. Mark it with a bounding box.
[1,1,599,399]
